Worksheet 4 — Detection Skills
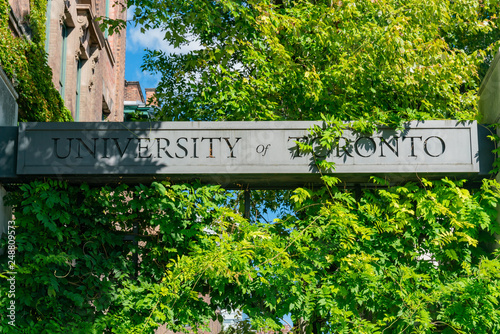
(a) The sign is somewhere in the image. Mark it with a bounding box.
[0,120,494,188]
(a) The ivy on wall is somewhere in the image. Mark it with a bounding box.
[0,180,228,333]
[0,0,72,122]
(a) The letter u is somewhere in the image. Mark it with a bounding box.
[53,138,73,159]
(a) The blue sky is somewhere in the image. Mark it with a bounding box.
[124,7,202,93]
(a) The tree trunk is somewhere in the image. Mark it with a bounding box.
[296,317,308,334]
[295,316,322,334]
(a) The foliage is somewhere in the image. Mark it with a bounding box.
[0,0,72,121]
[131,0,500,125]
[2,177,499,333]
[219,318,256,334]
[0,180,234,333]
[180,177,500,334]
[488,123,500,174]
[261,177,500,333]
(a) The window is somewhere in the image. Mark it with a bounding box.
[59,23,68,99]
[105,0,110,38]
[44,0,52,54]
[75,58,83,121]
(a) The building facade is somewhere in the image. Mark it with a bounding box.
[123,80,157,121]
[8,0,127,121]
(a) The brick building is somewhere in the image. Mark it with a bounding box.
[123,80,157,121]
[8,0,127,121]
[124,80,145,103]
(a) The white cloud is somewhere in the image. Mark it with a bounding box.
[127,24,203,55]
[125,6,204,90]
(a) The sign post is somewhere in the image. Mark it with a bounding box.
[0,120,491,188]
[479,50,500,249]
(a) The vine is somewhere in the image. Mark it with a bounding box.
[487,123,500,175]
[0,0,72,122]
[0,181,229,333]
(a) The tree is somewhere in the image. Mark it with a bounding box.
[132,0,500,124]
[127,0,500,332]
